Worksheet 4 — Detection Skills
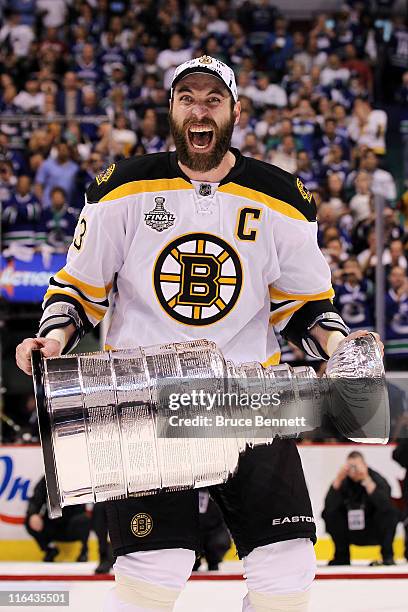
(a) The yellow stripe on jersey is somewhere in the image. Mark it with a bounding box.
[44,288,106,321]
[269,286,335,302]
[269,301,305,326]
[218,183,309,221]
[261,352,281,368]
[55,268,112,299]
[99,178,193,203]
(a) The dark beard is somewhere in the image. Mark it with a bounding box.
[169,112,235,172]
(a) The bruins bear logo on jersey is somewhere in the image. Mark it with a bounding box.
[154,232,243,326]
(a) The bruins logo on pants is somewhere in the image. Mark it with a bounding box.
[131,513,153,537]
[153,232,243,326]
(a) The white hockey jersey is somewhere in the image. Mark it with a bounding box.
[43,150,333,365]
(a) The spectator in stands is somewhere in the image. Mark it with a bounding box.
[358,150,397,203]
[296,149,320,192]
[343,44,373,94]
[263,17,294,77]
[34,141,79,208]
[322,236,348,274]
[157,33,192,91]
[231,109,254,150]
[2,174,40,251]
[268,134,297,173]
[320,53,350,88]
[385,265,408,367]
[321,144,350,184]
[348,97,387,155]
[56,71,82,116]
[349,170,373,224]
[0,159,16,203]
[0,9,34,58]
[73,42,101,87]
[314,117,348,162]
[13,77,45,114]
[37,186,77,253]
[322,451,399,566]
[384,238,408,274]
[25,475,90,562]
[245,73,287,109]
[334,258,374,331]
[137,112,165,154]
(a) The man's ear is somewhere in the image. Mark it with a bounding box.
[233,101,241,126]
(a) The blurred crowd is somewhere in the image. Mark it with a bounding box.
[0,0,408,367]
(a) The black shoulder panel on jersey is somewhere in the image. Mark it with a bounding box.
[234,157,317,222]
[86,152,177,204]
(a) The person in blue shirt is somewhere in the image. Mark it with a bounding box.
[385,265,408,368]
[34,142,79,208]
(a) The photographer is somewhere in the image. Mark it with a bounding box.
[25,476,90,562]
[322,451,399,565]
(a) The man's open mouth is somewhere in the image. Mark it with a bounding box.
[187,125,214,149]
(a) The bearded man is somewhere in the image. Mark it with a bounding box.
[16,56,381,611]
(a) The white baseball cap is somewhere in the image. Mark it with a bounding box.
[170,55,238,102]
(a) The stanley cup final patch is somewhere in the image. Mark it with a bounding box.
[144,197,175,232]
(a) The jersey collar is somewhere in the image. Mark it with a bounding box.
[168,147,246,187]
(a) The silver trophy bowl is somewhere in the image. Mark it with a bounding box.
[32,335,389,518]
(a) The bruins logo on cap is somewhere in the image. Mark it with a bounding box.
[296,178,313,204]
[96,163,116,186]
[153,232,243,326]
[131,513,153,537]
[199,55,213,64]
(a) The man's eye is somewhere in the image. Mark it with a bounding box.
[180,95,193,103]
[208,98,221,104]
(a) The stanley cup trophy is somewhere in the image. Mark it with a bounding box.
[32,334,389,519]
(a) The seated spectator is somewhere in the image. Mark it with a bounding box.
[322,451,399,566]
[56,71,82,116]
[348,150,397,204]
[157,33,192,91]
[267,135,297,174]
[384,238,408,274]
[2,174,40,251]
[13,77,45,114]
[385,265,408,367]
[34,141,79,208]
[263,17,294,77]
[241,132,264,158]
[291,99,317,154]
[322,173,348,216]
[320,53,350,88]
[231,109,254,150]
[112,114,137,158]
[348,97,387,156]
[321,144,350,184]
[254,106,281,141]
[322,236,348,274]
[334,258,374,331]
[137,113,165,154]
[343,44,373,94]
[245,73,287,110]
[37,186,77,253]
[0,160,17,203]
[314,117,349,162]
[25,476,90,562]
[79,87,106,143]
[0,10,34,59]
[349,170,373,224]
[296,149,320,192]
[73,42,101,87]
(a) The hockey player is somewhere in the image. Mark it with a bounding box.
[16,56,383,611]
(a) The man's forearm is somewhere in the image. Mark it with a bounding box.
[309,326,346,358]
[44,324,76,354]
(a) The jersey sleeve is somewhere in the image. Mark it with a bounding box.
[269,198,334,334]
[42,198,125,330]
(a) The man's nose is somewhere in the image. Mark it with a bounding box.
[190,105,210,121]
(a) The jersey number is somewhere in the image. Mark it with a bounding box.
[73,218,87,251]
